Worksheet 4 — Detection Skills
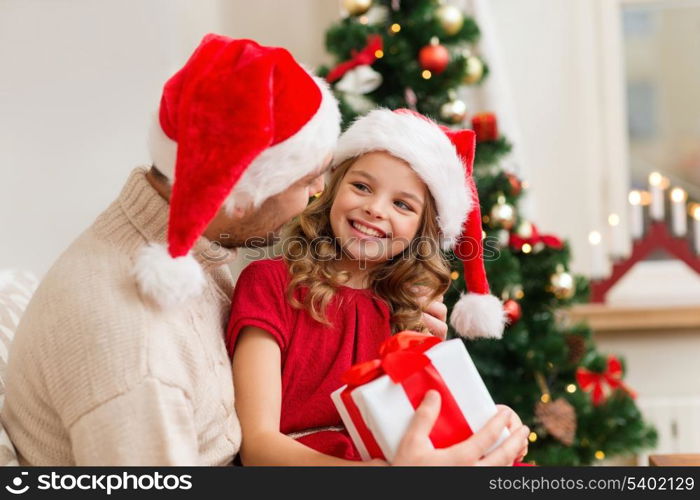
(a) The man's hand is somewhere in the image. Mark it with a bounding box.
[411,286,448,339]
[391,391,529,466]
[496,404,529,462]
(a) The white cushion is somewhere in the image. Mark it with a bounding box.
[0,269,38,466]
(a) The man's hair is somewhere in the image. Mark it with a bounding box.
[149,165,171,186]
[280,158,451,333]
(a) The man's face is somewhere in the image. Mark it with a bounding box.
[209,157,330,248]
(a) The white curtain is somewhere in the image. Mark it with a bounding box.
[457,0,533,216]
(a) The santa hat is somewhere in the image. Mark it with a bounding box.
[331,109,505,339]
[136,34,340,308]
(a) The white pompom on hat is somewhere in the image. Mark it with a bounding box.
[331,109,505,339]
[136,34,340,308]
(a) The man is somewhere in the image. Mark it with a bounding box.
[1,34,524,465]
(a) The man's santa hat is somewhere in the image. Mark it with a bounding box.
[331,109,505,339]
[136,34,340,308]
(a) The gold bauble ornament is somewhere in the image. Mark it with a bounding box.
[549,266,575,300]
[440,98,467,124]
[463,55,484,84]
[343,0,372,16]
[437,5,464,36]
[489,195,516,230]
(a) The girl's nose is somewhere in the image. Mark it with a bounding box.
[364,198,387,219]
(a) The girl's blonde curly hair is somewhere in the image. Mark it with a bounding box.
[281,157,451,333]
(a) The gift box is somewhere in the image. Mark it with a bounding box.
[331,332,509,462]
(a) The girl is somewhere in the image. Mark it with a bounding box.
[227,109,527,465]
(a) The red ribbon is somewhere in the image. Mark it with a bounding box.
[576,356,637,406]
[340,331,474,459]
[326,35,384,84]
[509,223,563,252]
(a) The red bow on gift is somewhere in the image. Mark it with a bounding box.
[343,331,441,387]
[509,223,563,252]
[326,35,384,84]
[576,356,637,406]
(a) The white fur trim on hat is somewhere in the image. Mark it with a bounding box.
[147,75,340,211]
[449,293,506,339]
[133,243,205,308]
[332,109,470,250]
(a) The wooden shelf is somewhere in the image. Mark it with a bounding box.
[568,304,700,333]
[649,454,700,466]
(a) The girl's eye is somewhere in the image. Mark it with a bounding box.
[394,200,413,211]
[351,182,370,192]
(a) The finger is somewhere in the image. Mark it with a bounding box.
[495,404,522,431]
[410,285,431,297]
[422,312,447,340]
[516,444,528,462]
[424,300,448,321]
[478,426,530,466]
[445,408,511,462]
[403,390,442,442]
[509,411,522,431]
[410,286,441,308]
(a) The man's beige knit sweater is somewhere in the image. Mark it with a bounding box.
[1,168,241,465]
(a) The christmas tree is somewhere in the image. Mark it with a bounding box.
[320,0,657,465]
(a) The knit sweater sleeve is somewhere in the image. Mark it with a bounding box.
[68,377,198,466]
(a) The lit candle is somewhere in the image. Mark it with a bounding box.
[628,190,644,239]
[670,188,688,236]
[608,213,626,259]
[588,230,606,279]
[648,172,665,221]
[693,205,700,254]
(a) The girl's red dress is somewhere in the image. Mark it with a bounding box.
[226,258,391,460]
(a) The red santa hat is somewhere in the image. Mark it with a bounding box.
[136,34,340,308]
[331,109,505,339]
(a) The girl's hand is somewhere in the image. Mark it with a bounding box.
[391,391,529,466]
[411,286,448,340]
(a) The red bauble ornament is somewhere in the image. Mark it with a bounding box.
[503,299,522,325]
[471,112,498,142]
[419,43,449,74]
[506,172,522,196]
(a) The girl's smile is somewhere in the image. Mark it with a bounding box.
[348,218,389,239]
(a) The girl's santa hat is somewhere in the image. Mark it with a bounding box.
[136,34,340,308]
[331,108,505,339]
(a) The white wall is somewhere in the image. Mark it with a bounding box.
[0,0,226,275]
[219,0,339,67]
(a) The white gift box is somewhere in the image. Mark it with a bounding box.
[331,338,509,462]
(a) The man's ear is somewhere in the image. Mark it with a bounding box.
[223,193,252,219]
[231,204,247,218]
